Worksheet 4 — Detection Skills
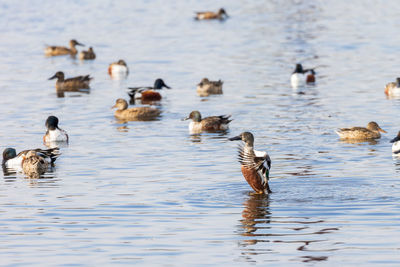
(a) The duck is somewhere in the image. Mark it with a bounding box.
[384,78,400,97]
[2,147,60,174]
[195,8,229,20]
[196,78,223,97]
[290,63,315,88]
[79,47,96,60]
[43,116,69,144]
[183,110,231,133]
[48,71,92,91]
[335,121,386,140]
[229,132,272,194]
[128,79,171,103]
[390,131,400,154]
[22,151,51,178]
[45,39,84,57]
[108,59,129,79]
[112,98,161,121]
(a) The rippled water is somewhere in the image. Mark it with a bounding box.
[1,0,400,265]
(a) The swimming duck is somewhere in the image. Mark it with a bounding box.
[79,47,96,60]
[229,132,272,194]
[390,131,400,154]
[48,71,92,90]
[112,98,161,121]
[108,59,129,79]
[22,151,51,178]
[43,116,69,144]
[183,110,231,133]
[128,79,171,103]
[195,8,229,20]
[335,121,386,140]
[384,78,400,97]
[2,147,60,174]
[196,78,223,97]
[290,63,315,88]
[45,39,84,57]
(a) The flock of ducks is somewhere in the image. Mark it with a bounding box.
[3,8,400,194]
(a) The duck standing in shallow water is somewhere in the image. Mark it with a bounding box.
[2,147,60,176]
[43,116,69,144]
[335,121,386,140]
[196,78,223,97]
[112,99,161,121]
[384,78,400,97]
[128,79,171,103]
[195,8,229,20]
[390,131,400,154]
[108,60,129,79]
[290,63,315,88]
[229,132,272,194]
[183,110,231,134]
[45,39,84,57]
[49,71,92,91]
[79,47,96,60]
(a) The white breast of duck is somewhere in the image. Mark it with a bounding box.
[189,121,202,134]
[290,72,306,88]
[4,156,23,170]
[45,128,68,142]
[392,141,400,154]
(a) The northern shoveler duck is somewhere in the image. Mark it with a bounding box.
[183,110,231,133]
[290,63,315,88]
[384,78,400,97]
[49,71,92,91]
[390,131,400,154]
[196,78,223,97]
[112,98,161,121]
[43,116,69,144]
[45,39,84,57]
[229,132,272,194]
[195,8,229,20]
[79,47,96,60]
[108,59,129,79]
[128,78,171,103]
[335,121,386,140]
[2,147,59,176]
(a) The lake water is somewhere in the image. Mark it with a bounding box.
[0,0,399,266]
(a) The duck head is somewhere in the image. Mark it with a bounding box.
[366,121,386,133]
[229,132,254,147]
[154,78,171,89]
[117,59,127,66]
[293,63,304,74]
[48,71,65,81]
[112,99,128,111]
[183,111,202,122]
[70,39,84,47]
[45,116,59,130]
[390,131,400,143]
[218,8,228,18]
[3,148,16,162]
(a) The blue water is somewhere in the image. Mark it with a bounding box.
[0,0,399,266]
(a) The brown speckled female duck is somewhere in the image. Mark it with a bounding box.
[335,121,386,140]
[112,99,161,121]
[229,132,272,194]
[45,39,84,56]
[79,47,96,60]
[48,71,92,90]
[183,110,231,133]
[196,78,223,97]
[195,8,228,20]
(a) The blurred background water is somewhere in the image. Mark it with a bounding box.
[0,0,399,265]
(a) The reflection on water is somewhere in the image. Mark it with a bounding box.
[56,88,90,98]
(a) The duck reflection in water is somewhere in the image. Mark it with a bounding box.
[239,193,271,245]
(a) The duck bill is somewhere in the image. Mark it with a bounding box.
[76,42,84,46]
[390,136,400,143]
[163,84,171,89]
[228,135,241,141]
[48,74,57,80]
[111,105,116,109]
[379,128,387,133]
[181,117,190,121]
